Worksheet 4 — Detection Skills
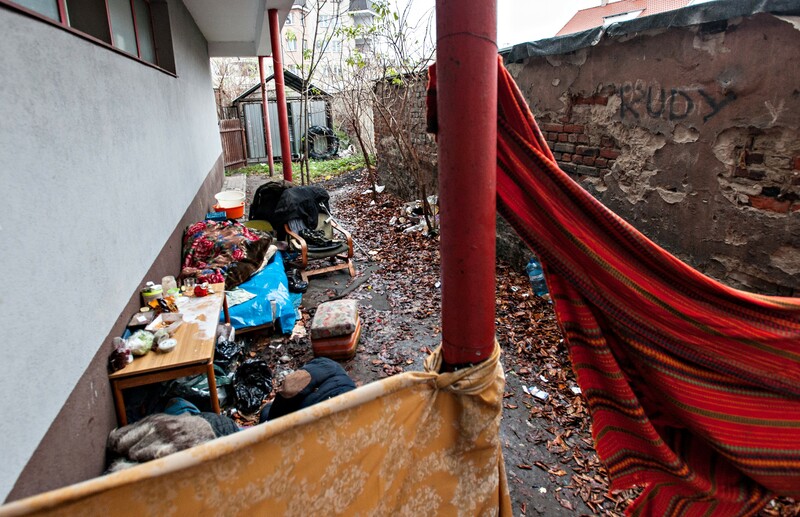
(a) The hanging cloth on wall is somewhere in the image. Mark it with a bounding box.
[431,57,800,516]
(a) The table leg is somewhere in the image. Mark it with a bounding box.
[222,293,231,324]
[207,362,221,414]
[112,381,127,427]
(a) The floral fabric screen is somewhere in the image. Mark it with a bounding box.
[0,345,511,517]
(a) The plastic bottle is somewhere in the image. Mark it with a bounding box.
[525,256,548,296]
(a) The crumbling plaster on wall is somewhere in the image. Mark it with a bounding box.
[506,13,799,294]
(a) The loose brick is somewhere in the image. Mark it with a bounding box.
[793,156,800,170]
[542,123,564,132]
[573,95,609,106]
[547,132,558,141]
[600,148,620,160]
[595,157,608,168]
[568,133,578,143]
[576,146,600,157]
[561,163,578,174]
[558,133,569,142]
[577,165,600,177]
[562,154,571,162]
[577,134,590,144]
[583,156,596,166]
[749,196,791,213]
[564,124,585,133]
[745,153,764,165]
[554,143,576,153]
[573,155,583,165]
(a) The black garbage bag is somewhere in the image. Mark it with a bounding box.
[234,360,274,414]
[215,339,244,372]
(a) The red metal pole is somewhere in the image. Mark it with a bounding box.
[436,0,497,365]
[268,8,293,182]
[258,56,275,176]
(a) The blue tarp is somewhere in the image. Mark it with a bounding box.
[221,251,299,333]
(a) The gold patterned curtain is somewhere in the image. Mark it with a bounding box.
[1,345,511,517]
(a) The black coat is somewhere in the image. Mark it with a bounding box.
[261,358,356,422]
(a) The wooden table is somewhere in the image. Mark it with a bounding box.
[109,283,230,426]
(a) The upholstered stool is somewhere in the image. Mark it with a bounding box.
[311,300,360,360]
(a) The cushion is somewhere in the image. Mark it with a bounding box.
[310,299,359,340]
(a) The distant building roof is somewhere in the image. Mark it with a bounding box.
[348,0,375,13]
[557,0,693,36]
[232,69,329,104]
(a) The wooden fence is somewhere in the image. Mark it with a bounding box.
[219,118,247,170]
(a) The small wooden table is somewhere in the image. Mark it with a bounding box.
[109,283,230,426]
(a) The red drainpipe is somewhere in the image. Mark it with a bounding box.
[436,0,498,365]
[268,8,293,182]
[258,56,275,177]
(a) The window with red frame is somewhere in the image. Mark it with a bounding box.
[3,0,174,73]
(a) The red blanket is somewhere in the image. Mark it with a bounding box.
[430,59,800,516]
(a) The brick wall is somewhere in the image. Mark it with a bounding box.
[504,12,799,294]
[373,73,438,202]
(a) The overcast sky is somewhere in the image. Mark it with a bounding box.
[497,0,600,47]
[401,0,601,48]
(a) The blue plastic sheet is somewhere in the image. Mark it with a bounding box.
[221,251,298,333]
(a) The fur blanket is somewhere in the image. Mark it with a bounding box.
[106,414,216,473]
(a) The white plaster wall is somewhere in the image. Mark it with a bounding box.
[0,1,221,500]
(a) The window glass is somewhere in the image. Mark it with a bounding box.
[108,0,137,54]
[13,0,59,21]
[133,0,156,63]
[65,0,111,43]
[287,37,297,51]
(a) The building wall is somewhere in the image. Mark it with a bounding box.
[0,0,223,501]
[508,12,799,294]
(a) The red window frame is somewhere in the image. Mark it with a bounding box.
[1,0,175,76]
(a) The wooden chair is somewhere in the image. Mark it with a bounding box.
[285,214,356,281]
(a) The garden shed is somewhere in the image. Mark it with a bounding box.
[231,69,333,162]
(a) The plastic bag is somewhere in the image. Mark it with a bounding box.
[108,337,133,373]
[234,360,274,414]
[215,338,244,371]
[128,330,155,356]
[166,364,232,409]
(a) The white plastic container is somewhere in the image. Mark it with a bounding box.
[214,190,245,208]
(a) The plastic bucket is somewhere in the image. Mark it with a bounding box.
[215,190,245,208]
[214,203,245,219]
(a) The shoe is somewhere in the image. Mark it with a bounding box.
[287,269,308,293]
[299,228,333,248]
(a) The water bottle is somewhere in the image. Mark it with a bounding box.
[525,256,548,296]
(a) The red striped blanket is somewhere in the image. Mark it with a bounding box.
[430,58,800,516]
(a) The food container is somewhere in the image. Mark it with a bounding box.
[214,190,245,208]
[141,282,163,305]
[145,313,184,335]
[213,203,245,219]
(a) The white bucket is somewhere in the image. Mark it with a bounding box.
[215,190,245,208]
